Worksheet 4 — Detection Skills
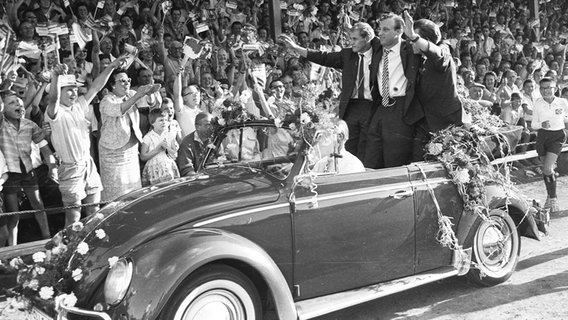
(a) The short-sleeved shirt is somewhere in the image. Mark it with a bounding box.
[176,105,200,137]
[46,96,92,163]
[531,97,568,131]
[0,115,45,173]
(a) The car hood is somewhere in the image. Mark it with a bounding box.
[72,166,282,301]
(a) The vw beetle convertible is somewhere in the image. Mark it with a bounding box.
[49,120,541,320]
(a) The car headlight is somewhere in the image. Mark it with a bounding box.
[104,258,133,306]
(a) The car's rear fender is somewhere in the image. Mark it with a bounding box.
[456,184,540,245]
[108,228,297,320]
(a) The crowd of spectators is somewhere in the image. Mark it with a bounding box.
[0,0,567,245]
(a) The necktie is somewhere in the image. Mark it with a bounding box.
[357,53,365,99]
[382,49,390,107]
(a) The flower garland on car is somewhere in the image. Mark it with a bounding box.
[0,213,118,314]
[282,82,339,209]
[424,98,520,249]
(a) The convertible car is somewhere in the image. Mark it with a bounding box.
[48,120,541,320]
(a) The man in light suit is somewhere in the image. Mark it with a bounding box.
[364,13,423,169]
[279,22,381,161]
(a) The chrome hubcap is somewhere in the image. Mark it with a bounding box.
[174,280,255,320]
[476,216,514,274]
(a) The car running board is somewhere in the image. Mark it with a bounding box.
[295,266,460,320]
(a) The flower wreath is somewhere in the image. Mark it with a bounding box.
[0,214,118,314]
[424,98,528,250]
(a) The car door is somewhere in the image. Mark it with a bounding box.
[291,166,415,300]
[408,162,464,273]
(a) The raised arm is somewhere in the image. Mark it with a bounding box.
[84,55,129,105]
[173,68,183,113]
[46,64,69,119]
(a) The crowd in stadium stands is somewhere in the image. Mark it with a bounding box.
[0,0,567,246]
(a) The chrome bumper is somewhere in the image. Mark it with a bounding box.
[58,304,112,320]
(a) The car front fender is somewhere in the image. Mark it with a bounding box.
[109,228,297,320]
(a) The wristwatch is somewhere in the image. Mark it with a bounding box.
[410,35,420,43]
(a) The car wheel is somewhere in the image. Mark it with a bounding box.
[161,264,262,320]
[466,209,520,286]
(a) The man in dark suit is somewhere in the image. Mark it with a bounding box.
[177,112,213,176]
[279,23,381,161]
[364,13,423,169]
[402,12,463,161]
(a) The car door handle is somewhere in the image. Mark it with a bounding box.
[390,190,413,199]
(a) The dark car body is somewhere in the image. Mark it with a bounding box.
[57,121,540,320]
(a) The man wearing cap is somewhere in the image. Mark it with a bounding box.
[469,82,494,109]
[46,56,127,226]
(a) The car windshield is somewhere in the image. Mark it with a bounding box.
[204,124,301,180]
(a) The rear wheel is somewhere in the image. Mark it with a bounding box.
[466,209,520,286]
[160,264,262,320]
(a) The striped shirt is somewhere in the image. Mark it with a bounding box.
[46,96,92,164]
[0,115,46,173]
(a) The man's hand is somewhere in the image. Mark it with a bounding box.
[402,10,417,40]
[108,55,129,69]
[542,120,551,129]
[278,34,299,50]
[48,165,58,183]
[51,64,69,77]
[139,83,161,95]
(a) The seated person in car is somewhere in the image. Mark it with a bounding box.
[221,127,261,161]
[311,119,365,174]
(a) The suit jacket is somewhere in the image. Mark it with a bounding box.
[306,37,382,119]
[415,42,463,132]
[176,131,207,176]
[371,40,424,126]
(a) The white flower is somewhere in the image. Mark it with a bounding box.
[239,90,252,104]
[5,297,26,312]
[72,268,83,281]
[207,143,216,150]
[26,279,39,291]
[9,257,24,269]
[51,244,67,255]
[427,143,444,156]
[274,118,282,128]
[289,123,296,131]
[218,118,226,126]
[35,266,46,275]
[55,293,77,308]
[300,112,312,124]
[454,169,471,184]
[108,256,119,268]
[293,3,304,10]
[39,286,54,300]
[95,229,106,239]
[76,242,89,255]
[71,222,84,232]
[32,251,47,263]
[93,213,104,220]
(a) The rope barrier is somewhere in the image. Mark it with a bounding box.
[0,201,111,218]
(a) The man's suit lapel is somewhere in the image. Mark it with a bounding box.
[400,41,408,72]
[370,38,382,89]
